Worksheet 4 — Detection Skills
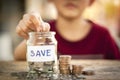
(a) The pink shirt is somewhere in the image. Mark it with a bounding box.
[49,20,120,59]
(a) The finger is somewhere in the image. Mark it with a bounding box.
[16,25,29,39]
[29,13,42,32]
[18,20,28,33]
[31,11,43,22]
[30,12,48,32]
[23,14,37,31]
[22,18,36,32]
[17,20,29,38]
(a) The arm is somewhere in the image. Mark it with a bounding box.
[104,30,120,60]
[14,40,27,60]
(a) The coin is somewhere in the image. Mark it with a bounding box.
[82,70,95,75]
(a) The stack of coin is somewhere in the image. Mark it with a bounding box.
[59,55,72,75]
[72,64,83,75]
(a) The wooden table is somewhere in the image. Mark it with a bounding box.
[0,60,120,80]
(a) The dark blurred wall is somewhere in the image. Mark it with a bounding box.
[0,0,25,32]
[0,0,25,60]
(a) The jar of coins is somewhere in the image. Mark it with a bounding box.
[27,32,58,80]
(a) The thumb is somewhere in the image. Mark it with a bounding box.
[43,22,50,32]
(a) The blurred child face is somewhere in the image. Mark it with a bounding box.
[53,0,91,19]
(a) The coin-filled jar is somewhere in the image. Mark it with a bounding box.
[27,32,58,80]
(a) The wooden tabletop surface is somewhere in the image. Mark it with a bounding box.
[0,60,120,80]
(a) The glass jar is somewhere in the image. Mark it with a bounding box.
[27,31,58,80]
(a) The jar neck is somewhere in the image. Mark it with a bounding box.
[29,32,56,37]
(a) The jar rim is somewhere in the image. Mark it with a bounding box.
[28,31,56,36]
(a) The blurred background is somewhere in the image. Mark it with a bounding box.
[0,0,120,61]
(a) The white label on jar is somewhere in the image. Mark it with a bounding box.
[27,45,56,62]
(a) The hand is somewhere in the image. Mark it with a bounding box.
[16,12,50,39]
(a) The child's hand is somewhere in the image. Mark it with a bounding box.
[16,12,50,39]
